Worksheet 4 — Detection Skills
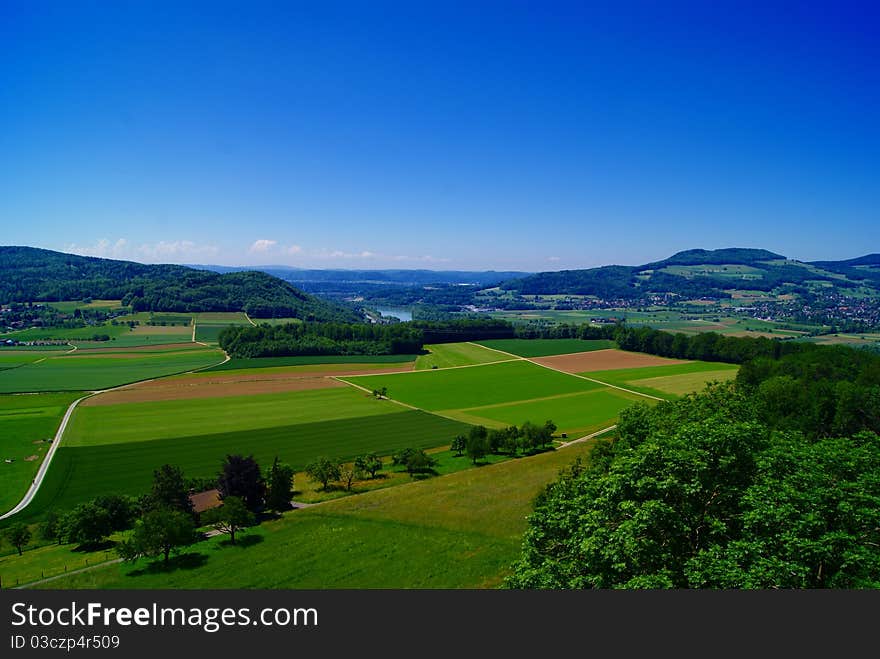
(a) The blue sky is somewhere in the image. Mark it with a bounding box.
[1,1,877,271]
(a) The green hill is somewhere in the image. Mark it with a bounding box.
[0,246,360,321]
[500,248,880,300]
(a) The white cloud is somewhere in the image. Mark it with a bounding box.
[285,244,302,255]
[65,238,219,263]
[64,238,129,259]
[390,253,451,263]
[547,256,561,262]
[249,239,277,253]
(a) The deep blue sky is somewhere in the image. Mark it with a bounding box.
[1,1,877,271]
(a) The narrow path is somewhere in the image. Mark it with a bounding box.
[467,342,664,402]
[0,392,95,520]
[558,424,616,448]
[244,313,257,327]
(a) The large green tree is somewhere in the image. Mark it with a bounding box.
[218,454,266,511]
[264,457,295,512]
[146,464,194,515]
[3,523,31,556]
[117,509,196,565]
[505,384,880,589]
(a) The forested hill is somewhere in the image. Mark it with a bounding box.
[500,247,880,298]
[0,246,360,321]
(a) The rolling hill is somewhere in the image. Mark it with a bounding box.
[500,248,880,300]
[0,246,360,321]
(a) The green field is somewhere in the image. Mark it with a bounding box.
[20,409,470,521]
[32,441,595,589]
[0,351,65,370]
[1,323,130,343]
[0,348,224,393]
[206,354,418,371]
[66,387,404,446]
[193,312,253,343]
[583,361,740,399]
[475,338,615,357]
[449,388,644,435]
[0,392,83,515]
[414,342,509,370]
[194,325,229,343]
[44,299,124,313]
[344,360,601,411]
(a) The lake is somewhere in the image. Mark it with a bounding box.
[373,307,413,322]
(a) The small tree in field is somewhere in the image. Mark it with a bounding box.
[339,464,358,491]
[355,453,383,479]
[202,496,255,545]
[305,456,341,491]
[3,523,31,556]
[403,449,438,476]
[466,431,490,465]
[451,435,466,457]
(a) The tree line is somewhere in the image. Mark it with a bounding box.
[219,322,424,357]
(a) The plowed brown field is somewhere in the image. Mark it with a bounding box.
[532,349,689,373]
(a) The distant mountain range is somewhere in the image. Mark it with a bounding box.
[4,246,878,320]
[189,265,531,287]
[499,248,880,299]
[0,246,359,321]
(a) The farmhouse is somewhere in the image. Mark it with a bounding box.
[189,488,222,514]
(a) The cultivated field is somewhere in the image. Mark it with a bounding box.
[23,408,469,520]
[193,312,253,344]
[68,387,403,445]
[414,342,509,370]
[345,360,602,412]
[475,338,615,357]
[581,361,740,399]
[532,348,689,373]
[0,392,83,515]
[32,440,597,589]
[451,388,643,436]
[0,348,224,393]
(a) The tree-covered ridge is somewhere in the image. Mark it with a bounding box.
[0,246,359,321]
[506,342,880,589]
[500,247,879,298]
